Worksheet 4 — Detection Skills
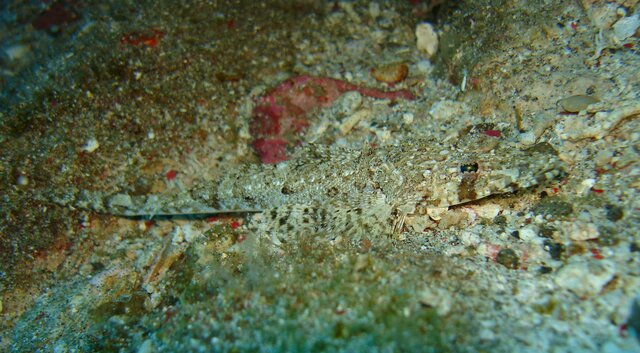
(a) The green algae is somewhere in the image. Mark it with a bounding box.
[82,234,462,352]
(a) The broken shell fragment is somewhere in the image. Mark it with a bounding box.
[339,109,371,135]
[416,22,438,57]
[557,95,600,113]
[613,14,640,41]
[371,63,408,84]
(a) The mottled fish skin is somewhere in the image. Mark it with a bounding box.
[210,141,565,211]
[47,139,566,243]
[205,140,565,243]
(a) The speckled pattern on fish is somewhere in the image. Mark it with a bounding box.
[47,138,566,245]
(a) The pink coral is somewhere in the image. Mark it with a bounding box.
[250,75,414,163]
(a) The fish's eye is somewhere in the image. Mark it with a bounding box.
[460,163,479,173]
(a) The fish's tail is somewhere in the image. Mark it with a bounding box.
[36,187,259,217]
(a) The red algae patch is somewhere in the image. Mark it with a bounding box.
[250,75,414,163]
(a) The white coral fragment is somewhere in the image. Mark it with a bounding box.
[416,22,438,58]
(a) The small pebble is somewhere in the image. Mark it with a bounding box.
[518,131,537,145]
[137,339,156,353]
[538,225,556,238]
[576,178,596,195]
[368,2,380,20]
[459,231,480,246]
[402,112,414,124]
[416,22,438,57]
[418,287,452,315]
[371,63,408,84]
[437,210,469,229]
[604,204,623,222]
[407,215,435,232]
[470,203,501,219]
[82,137,100,153]
[478,326,496,341]
[496,248,519,269]
[416,60,433,75]
[543,239,565,260]
[518,226,537,241]
[564,221,600,241]
[4,43,31,62]
[538,266,553,274]
[429,100,468,120]
[493,215,507,226]
[339,109,370,135]
[554,260,615,297]
[16,175,29,186]
[557,95,600,113]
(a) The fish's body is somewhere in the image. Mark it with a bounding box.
[47,139,566,244]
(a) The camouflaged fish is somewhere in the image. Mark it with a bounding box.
[47,139,566,244]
